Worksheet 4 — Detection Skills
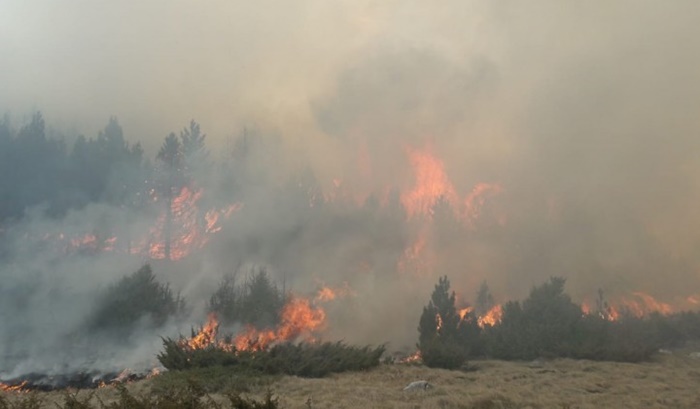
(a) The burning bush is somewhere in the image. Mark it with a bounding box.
[86,264,187,333]
[158,337,385,378]
[483,278,669,362]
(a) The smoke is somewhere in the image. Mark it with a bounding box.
[2,0,700,375]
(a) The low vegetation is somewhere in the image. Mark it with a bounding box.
[0,385,281,409]
[420,275,700,367]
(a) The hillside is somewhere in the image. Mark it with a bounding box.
[4,351,700,409]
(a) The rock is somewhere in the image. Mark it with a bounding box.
[527,359,544,368]
[403,380,432,391]
[688,352,700,359]
[658,348,672,355]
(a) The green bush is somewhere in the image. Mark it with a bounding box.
[87,264,186,333]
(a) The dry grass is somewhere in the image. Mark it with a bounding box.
[5,350,700,408]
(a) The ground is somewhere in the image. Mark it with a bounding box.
[5,351,700,408]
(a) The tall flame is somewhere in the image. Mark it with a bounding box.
[401,145,459,219]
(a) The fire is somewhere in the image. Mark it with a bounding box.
[39,185,240,261]
[234,297,326,351]
[314,282,356,303]
[609,292,673,319]
[0,381,27,393]
[582,292,674,321]
[397,226,434,275]
[461,183,505,227]
[456,304,502,328]
[458,306,473,321]
[183,297,326,353]
[399,350,422,364]
[181,312,220,350]
[401,145,459,219]
[581,302,591,316]
[477,305,503,327]
[315,287,338,302]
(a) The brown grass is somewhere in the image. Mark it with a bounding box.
[5,350,700,408]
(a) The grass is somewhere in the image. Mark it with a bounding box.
[6,351,700,408]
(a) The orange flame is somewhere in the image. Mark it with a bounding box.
[582,292,674,321]
[183,297,326,353]
[314,282,355,303]
[0,381,27,393]
[458,307,473,321]
[477,304,503,327]
[180,312,220,350]
[401,145,459,219]
[399,350,422,364]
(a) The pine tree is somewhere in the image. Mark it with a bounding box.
[417,276,467,369]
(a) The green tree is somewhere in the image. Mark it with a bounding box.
[475,281,494,317]
[88,264,186,332]
[239,268,285,328]
[486,277,582,359]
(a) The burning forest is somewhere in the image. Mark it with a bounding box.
[2,1,700,400]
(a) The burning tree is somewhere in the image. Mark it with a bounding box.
[156,133,185,260]
[417,276,479,369]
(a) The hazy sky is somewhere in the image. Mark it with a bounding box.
[2,0,700,280]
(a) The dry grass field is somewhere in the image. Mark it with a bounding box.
[5,350,700,408]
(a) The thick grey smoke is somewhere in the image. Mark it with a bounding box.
[2,0,700,375]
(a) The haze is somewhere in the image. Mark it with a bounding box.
[1,0,700,375]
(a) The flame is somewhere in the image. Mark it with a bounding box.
[435,313,444,331]
[401,145,459,219]
[397,226,434,275]
[608,292,673,319]
[314,282,355,303]
[581,302,591,316]
[461,183,505,227]
[477,304,503,327]
[39,185,240,261]
[456,304,503,328]
[181,312,220,350]
[399,350,422,364]
[458,306,473,321]
[582,292,674,321]
[183,297,326,353]
[234,297,326,351]
[0,381,27,393]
